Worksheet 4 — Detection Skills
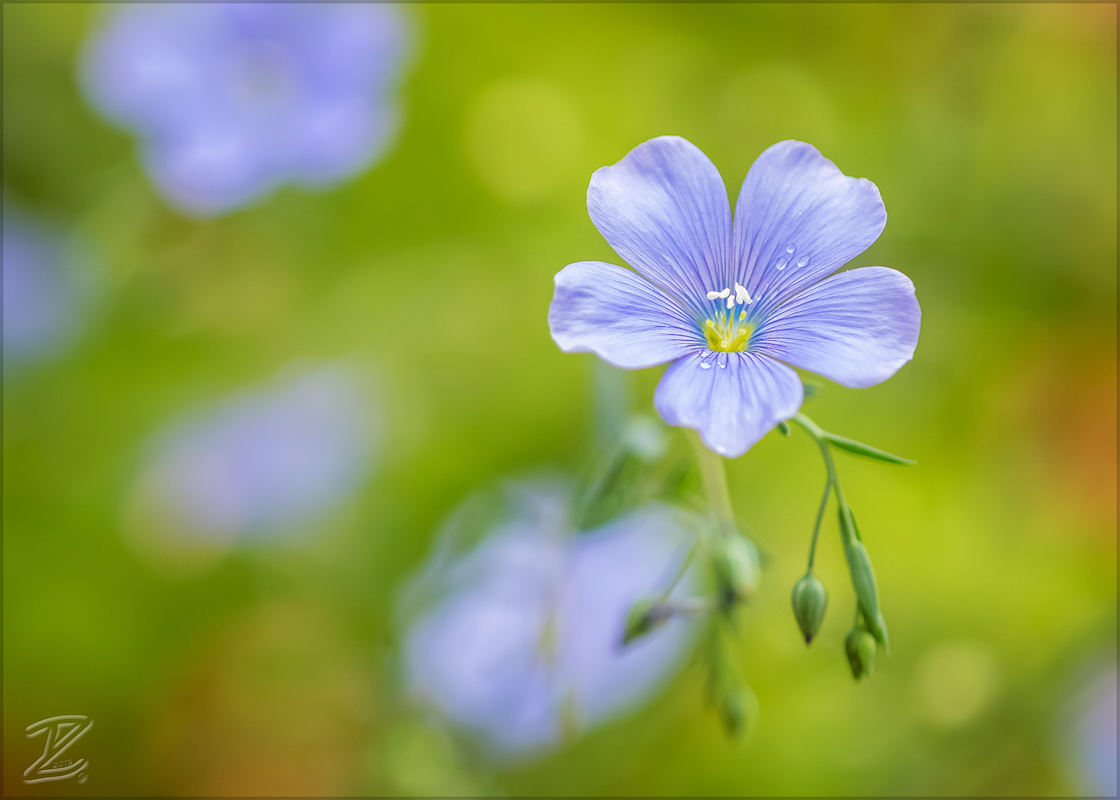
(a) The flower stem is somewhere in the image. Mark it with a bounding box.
[688,430,735,535]
[792,411,866,549]
[806,479,831,572]
[791,413,841,494]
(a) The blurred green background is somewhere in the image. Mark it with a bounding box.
[3,3,1115,796]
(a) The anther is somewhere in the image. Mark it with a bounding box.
[734,282,752,305]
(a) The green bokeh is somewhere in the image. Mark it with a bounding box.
[4,3,1115,796]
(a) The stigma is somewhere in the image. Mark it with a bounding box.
[704,283,754,351]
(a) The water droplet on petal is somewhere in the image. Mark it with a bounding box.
[700,361,712,370]
[796,256,809,267]
[718,354,728,369]
[776,258,787,270]
[786,243,795,254]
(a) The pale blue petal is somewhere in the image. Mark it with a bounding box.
[559,504,697,727]
[752,267,920,388]
[549,261,703,369]
[289,98,398,186]
[587,136,733,315]
[141,123,278,217]
[733,140,886,318]
[79,3,410,216]
[653,351,803,458]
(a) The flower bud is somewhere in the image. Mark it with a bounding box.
[712,534,759,607]
[844,538,880,620]
[844,628,877,680]
[719,685,746,738]
[790,574,828,644]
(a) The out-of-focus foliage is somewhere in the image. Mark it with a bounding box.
[3,4,1114,796]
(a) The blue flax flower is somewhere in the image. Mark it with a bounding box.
[3,207,91,368]
[132,364,377,545]
[80,4,409,216]
[549,137,921,457]
[402,483,696,759]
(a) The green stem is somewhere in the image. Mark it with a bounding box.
[806,480,831,572]
[792,411,866,549]
[657,542,697,603]
[591,359,629,449]
[791,413,843,500]
[688,430,735,535]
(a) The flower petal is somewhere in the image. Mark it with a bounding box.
[653,351,803,458]
[752,266,920,388]
[733,140,886,316]
[142,123,277,216]
[549,261,703,369]
[587,136,732,314]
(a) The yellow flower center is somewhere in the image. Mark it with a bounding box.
[705,312,754,352]
[703,281,755,351]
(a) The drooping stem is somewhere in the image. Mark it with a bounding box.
[688,430,735,535]
[791,413,842,496]
[806,479,831,572]
[792,411,865,549]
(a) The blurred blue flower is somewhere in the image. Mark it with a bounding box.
[549,136,922,457]
[80,4,410,216]
[3,206,91,368]
[401,482,697,759]
[1071,664,1117,796]
[132,364,377,545]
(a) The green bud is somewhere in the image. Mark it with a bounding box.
[836,507,891,652]
[863,609,890,653]
[621,598,670,646]
[712,534,760,607]
[719,685,746,738]
[711,680,758,740]
[843,540,891,653]
[844,538,880,619]
[844,628,877,680]
[790,574,828,644]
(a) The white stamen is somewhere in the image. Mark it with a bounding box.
[734,282,752,305]
[707,288,730,300]
[726,294,735,309]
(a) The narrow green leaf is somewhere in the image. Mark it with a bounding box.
[824,434,915,465]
